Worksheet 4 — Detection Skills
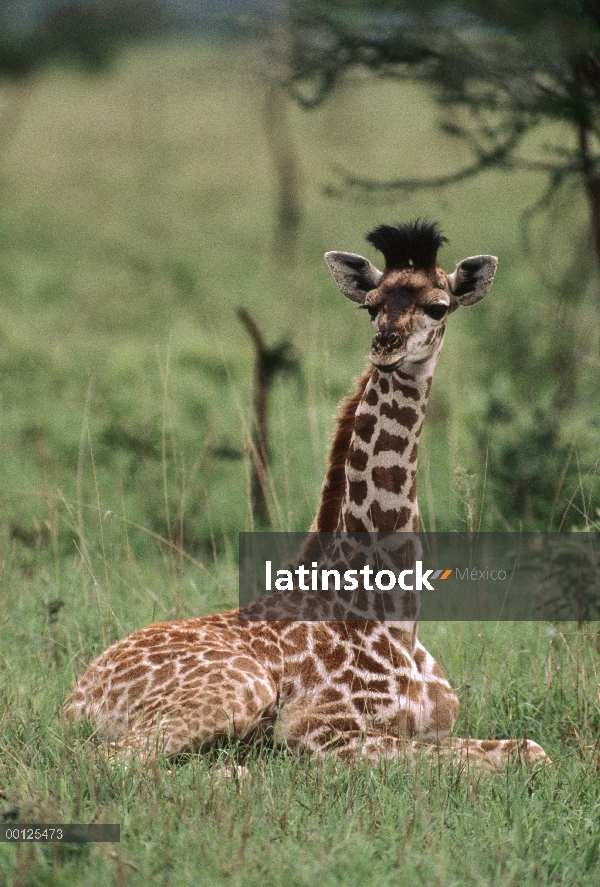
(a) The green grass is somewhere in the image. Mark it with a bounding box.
[0,36,600,886]
[2,588,600,886]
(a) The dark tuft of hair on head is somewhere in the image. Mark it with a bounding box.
[365,219,448,271]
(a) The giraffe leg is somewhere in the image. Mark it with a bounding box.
[294,731,549,772]
[67,629,280,759]
[412,737,550,772]
[79,696,274,761]
[408,644,550,770]
[316,731,412,763]
[101,675,280,758]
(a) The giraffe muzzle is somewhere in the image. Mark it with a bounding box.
[373,331,403,350]
[369,332,405,369]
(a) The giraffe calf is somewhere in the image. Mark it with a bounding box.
[65,221,550,774]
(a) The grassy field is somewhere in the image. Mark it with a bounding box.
[0,37,600,886]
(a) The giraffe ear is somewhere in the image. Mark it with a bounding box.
[324,251,383,304]
[447,255,498,306]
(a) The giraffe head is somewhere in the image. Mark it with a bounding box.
[325,220,497,372]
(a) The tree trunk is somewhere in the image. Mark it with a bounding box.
[263,84,303,266]
[578,120,600,275]
[238,309,299,526]
[586,175,600,276]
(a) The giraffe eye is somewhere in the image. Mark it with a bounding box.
[424,303,448,321]
[360,304,378,320]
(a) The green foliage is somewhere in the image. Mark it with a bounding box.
[0,1,169,78]
[282,0,600,277]
[475,403,578,529]
[471,373,600,531]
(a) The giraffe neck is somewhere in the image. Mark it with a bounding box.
[340,359,436,533]
[311,366,373,533]
[247,358,438,625]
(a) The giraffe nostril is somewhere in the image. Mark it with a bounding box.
[374,332,402,351]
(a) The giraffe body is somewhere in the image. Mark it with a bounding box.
[66,222,548,771]
[67,610,458,759]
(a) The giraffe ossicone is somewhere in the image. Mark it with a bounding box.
[65,220,549,772]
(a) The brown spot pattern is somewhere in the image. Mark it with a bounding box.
[352,648,389,675]
[388,542,415,570]
[373,428,409,456]
[285,624,309,647]
[392,377,420,400]
[116,663,150,681]
[354,412,377,443]
[307,372,373,543]
[432,662,446,679]
[365,387,379,406]
[413,648,426,672]
[347,445,368,472]
[371,636,411,669]
[369,500,411,531]
[426,681,458,732]
[153,663,176,683]
[345,513,368,532]
[380,401,419,429]
[317,687,345,705]
[372,465,408,495]
[388,626,413,647]
[317,643,348,672]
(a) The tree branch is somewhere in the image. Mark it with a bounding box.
[327,126,534,197]
[237,308,300,525]
[327,158,487,196]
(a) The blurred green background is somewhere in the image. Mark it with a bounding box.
[0,13,598,569]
